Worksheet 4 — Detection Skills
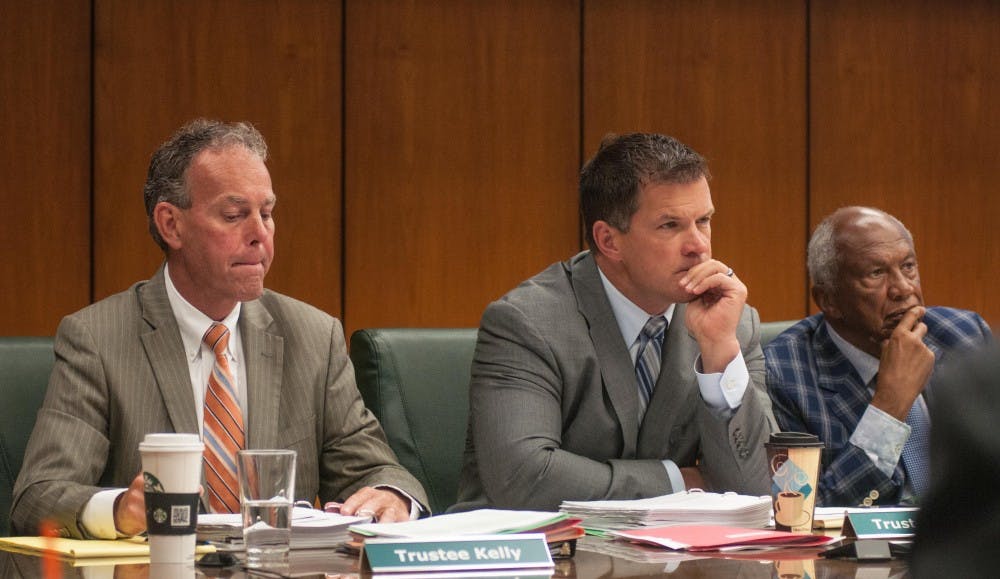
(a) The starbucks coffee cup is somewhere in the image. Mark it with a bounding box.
[139,433,204,564]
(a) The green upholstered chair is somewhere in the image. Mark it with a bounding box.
[349,328,477,515]
[760,320,797,347]
[0,337,54,536]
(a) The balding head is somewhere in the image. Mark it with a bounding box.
[808,206,913,295]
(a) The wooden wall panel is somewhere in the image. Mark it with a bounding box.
[583,0,808,322]
[93,0,342,316]
[0,0,91,336]
[811,0,1000,327]
[344,0,581,334]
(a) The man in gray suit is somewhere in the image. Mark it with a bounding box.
[454,133,776,511]
[12,120,426,538]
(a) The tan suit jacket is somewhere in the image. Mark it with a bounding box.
[11,267,426,537]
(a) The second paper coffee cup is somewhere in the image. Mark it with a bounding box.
[764,432,823,532]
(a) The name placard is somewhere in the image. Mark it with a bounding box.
[361,534,553,574]
[843,507,918,539]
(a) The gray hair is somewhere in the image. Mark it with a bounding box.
[143,119,268,251]
[579,133,710,251]
[807,206,914,293]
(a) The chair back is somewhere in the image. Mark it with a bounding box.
[349,328,477,515]
[761,320,797,347]
[0,337,54,536]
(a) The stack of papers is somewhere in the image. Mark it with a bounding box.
[349,509,584,544]
[560,491,772,532]
[197,506,368,550]
[612,524,835,552]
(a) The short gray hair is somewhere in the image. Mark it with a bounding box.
[807,206,914,293]
[143,119,268,251]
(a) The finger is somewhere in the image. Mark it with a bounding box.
[898,306,926,330]
[375,505,408,523]
[684,267,736,295]
[339,486,379,515]
[680,260,725,287]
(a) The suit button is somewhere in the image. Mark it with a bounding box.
[739,449,750,459]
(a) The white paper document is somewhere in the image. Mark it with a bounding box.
[197,506,369,549]
[559,490,772,531]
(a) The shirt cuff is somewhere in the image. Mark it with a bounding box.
[80,488,128,539]
[850,404,911,477]
[661,460,686,493]
[374,484,425,519]
[694,350,749,411]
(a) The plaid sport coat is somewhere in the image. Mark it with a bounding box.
[764,307,992,506]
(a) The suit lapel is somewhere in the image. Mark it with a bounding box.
[570,253,640,454]
[813,323,870,431]
[239,297,284,449]
[138,267,199,435]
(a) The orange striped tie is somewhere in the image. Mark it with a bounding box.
[202,323,245,513]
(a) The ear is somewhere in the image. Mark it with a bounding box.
[153,202,184,251]
[812,285,842,320]
[592,220,623,261]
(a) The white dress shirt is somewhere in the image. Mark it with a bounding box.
[597,267,750,492]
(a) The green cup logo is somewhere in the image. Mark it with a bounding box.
[144,472,166,493]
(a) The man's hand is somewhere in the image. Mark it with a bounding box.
[339,487,412,523]
[871,306,934,421]
[681,259,747,372]
[114,473,147,536]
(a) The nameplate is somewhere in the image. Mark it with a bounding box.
[360,534,553,574]
[843,508,918,539]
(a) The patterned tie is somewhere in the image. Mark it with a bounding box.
[901,395,931,497]
[202,323,245,513]
[635,316,668,417]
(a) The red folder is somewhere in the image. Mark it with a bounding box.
[614,525,835,552]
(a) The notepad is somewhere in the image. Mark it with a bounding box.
[0,535,215,559]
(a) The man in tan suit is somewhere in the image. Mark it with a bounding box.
[11,120,426,538]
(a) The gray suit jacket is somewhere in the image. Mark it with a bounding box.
[11,267,426,537]
[453,252,776,511]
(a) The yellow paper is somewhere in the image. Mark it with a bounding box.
[0,535,214,559]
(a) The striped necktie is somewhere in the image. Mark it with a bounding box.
[635,316,668,417]
[202,323,245,513]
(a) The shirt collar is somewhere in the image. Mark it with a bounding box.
[597,265,675,348]
[164,263,242,363]
[825,321,880,385]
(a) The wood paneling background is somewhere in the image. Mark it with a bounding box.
[3,0,997,337]
[1,0,91,336]
[584,0,808,322]
[344,0,580,332]
[93,0,343,316]
[810,0,1000,325]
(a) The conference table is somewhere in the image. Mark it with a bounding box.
[0,536,910,578]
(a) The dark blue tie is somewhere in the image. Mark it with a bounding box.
[635,316,667,417]
[901,396,931,497]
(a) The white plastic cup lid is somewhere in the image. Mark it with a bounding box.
[139,433,204,453]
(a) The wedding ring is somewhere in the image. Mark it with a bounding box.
[725,267,734,277]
